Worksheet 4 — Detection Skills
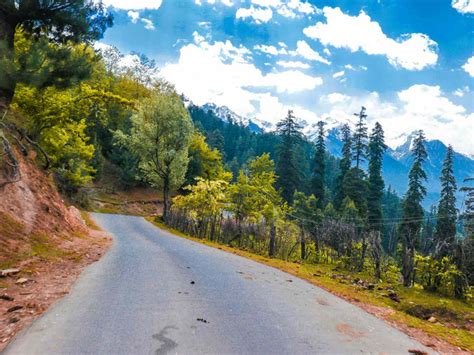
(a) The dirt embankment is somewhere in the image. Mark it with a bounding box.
[0,149,111,350]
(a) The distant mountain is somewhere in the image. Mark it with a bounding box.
[201,103,273,133]
[326,126,474,208]
[194,102,474,209]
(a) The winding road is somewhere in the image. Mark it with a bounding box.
[4,213,433,354]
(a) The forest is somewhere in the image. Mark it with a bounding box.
[1,0,473,303]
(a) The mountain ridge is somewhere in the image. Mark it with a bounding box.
[201,102,474,208]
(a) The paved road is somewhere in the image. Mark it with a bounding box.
[4,213,433,355]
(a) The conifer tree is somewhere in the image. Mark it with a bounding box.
[311,121,326,208]
[0,0,112,106]
[276,110,303,203]
[399,130,427,287]
[434,145,458,258]
[334,124,352,209]
[367,122,387,231]
[352,106,368,169]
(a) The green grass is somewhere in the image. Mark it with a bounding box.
[146,217,474,351]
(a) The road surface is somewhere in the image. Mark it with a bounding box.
[4,213,433,354]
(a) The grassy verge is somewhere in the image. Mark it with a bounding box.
[146,217,474,352]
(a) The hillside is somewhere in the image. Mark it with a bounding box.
[0,145,110,349]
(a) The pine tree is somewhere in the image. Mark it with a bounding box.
[0,0,112,106]
[352,106,368,169]
[276,110,303,203]
[312,121,326,208]
[434,145,458,258]
[334,124,352,210]
[367,122,387,231]
[399,130,427,287]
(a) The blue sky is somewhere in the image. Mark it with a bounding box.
[97,0,474,156]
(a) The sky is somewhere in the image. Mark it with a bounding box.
[97,0,474,156]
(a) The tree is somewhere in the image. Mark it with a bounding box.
[276,110,303,203]
[292,192,321,259]
[399,130,427,287]
[342,167,368,220]
[352,106,368,169]
[311,121,326,208]
[0,0,112,106]
[334,124,352,210]
[185,131,229,185]
[433,145,458,259]
[367,122,387,231]
[115,91,193,219]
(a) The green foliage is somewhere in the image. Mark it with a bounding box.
[342,167,369,220]
[174,178,229,220]
[415,254,467,298]
[368,122,387,231]
[334,123,352,210]
[400,130,428,286]
[185,131,230,185]
[311,121,326,208]
[1,1,112,105]
[229,153,282,223]
[292,192,322,231]
[434,145,458,258]
[115,90,193,218]
[352,106,368,169]
[276,110,304,203]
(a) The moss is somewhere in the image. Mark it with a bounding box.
[80,210,102,231]
[29,234,74,261]
[146,217,474,351]
[0,211,25,239]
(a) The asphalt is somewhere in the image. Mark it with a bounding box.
[3,213,434,355]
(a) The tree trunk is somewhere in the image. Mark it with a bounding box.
[359,233,367,272]
[300,226,306,260]
[0,16,17,107]
[269,222,276,257]
[162,179,170,221]
[402,235,415,287]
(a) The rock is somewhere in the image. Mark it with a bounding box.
[7,305,23,312]
[428,316,437,323]
[0,294,14,301]
[1,269,21,277]
[196,318,208,323]
[190,281,195,285]
[387,291,401,303]
[16,278,29,284]
[9,317,19,324]
[408,349,428,355]
[365,284,375,290]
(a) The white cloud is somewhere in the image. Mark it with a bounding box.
[452,0,474,13]
[332,70,345,78]
[323,92,350,104]
[453,86,470,97]
[278,41,287,48]
[127,10,140,23]
[462,56,474,77]
[344,64,355,70]
[276,60,310,69]
[100,0,162,10]
[289,40,330,65]
[254,44,287,55]
[238,0,318,23]
[319,85,474,156]
[323,48,331,56]
[141,18,155,30]
[303,7,438,70]
[161,35,322,121]
[195,0,233,6]
[236,5,273,23]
